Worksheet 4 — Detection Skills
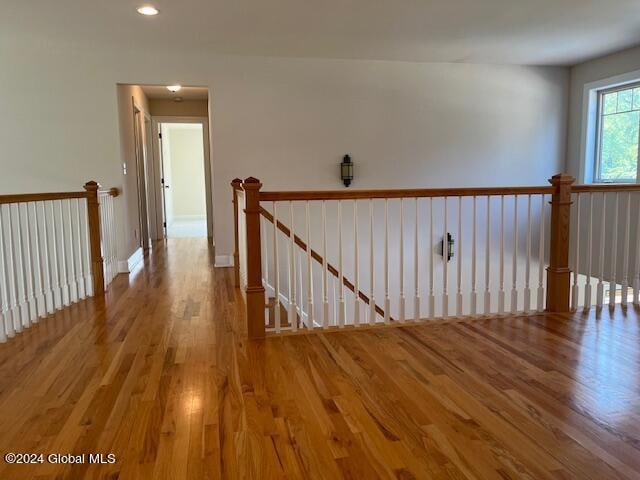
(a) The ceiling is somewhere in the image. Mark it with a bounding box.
[3,0,640,66]
[141,85,208,100]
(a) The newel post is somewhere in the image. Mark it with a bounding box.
[84,181,105,297]
[243,177,266,339]
[546,173,574,313]
[231,178,243,289]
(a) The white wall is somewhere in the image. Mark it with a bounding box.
[116,84,151,260]
[566,44,640,180]
[0,34,569,266]
[163,124,206,221]
[566,45,640,284]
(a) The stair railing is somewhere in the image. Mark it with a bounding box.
[0,181,119,342]
[232,174,640,339]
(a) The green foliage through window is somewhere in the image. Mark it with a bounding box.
[598,84,640,182]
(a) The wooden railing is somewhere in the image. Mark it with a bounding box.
[232,174,640,339]
[0,181,119,343]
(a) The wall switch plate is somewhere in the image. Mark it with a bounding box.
[123,162,127,175]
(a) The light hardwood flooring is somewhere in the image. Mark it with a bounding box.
[0,238,638,479]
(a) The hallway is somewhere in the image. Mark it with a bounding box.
[0,239,638,479]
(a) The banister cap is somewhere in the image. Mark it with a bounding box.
[83,180,101,191]
[548,173,575,185]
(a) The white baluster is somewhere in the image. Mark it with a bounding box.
[297,248,303,326]
[609,193,619,307]
[59,200,70,306]
[42,202,55,312]
[442,197,448,317]
[571,193,581,311]
[524,195,532,312]
[272,202,281,332]
[399,198,405,322]
[0,206,11,340]
[261,214,268,291]
[414,198,420,321]
[484,196,491,314]
[82,199,94,297]
[321,201,329,327]
[67,200,78,301]
[354,200,360,327]
[332,275,338,326]
[338,200,345,328]
[288,201,297,331]
[17,204,32,327]
[471,196,478,316]
[384,199,390,324]
[498,195,505,314]
[23,203,37,324]
[109,196,117,282]
[456,197,463,316]
[428,197,435,317]
[305,201,314,328]
[537,194,546,312]
[510,196,519,314]
[369,199,376,325]
[596,193,606,308]
[75,199,86,299]
[32,203,46,318]
[634,193,640,306]
[584,193,593,309]
[10,205,28,330]
[620,193,631,306]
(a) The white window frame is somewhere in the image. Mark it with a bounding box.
[592,81,640,183]
[579,68,640,184]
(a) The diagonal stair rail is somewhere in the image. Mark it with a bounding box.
[259,206,393,323]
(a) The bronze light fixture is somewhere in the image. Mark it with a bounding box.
[341,155,354,187]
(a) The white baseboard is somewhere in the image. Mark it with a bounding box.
[214,255,234,268]
[118,247,144,273]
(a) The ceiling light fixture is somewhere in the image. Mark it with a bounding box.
[166,85,182,93]
[137,5,159,16]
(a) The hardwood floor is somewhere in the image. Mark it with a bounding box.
[0,238,639,479]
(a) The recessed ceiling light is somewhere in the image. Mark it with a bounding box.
[166,85,182,93]
[137,5,159,16]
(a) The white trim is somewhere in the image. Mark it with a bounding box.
[214,255,234,268]
[579,68,640,184]
[118,247,144,273]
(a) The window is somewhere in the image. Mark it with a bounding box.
[594,83,640,183]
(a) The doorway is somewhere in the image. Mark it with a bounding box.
[155,119,210,238]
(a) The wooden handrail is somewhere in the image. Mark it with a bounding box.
[259,206,394,322]
[572,183,640,193]
[234,173,640,337]
[0,191,89,205]
[99,187,120,198]
[259,185,553,202]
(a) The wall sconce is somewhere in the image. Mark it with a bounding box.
[441,232,455,262]
[341,155,354,187]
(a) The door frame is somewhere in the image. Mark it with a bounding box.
[132,101,152,250]
[150,116,213,241]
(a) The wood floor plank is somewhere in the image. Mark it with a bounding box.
[0,238,638,479]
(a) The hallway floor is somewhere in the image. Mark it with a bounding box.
[0,239,638,479]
